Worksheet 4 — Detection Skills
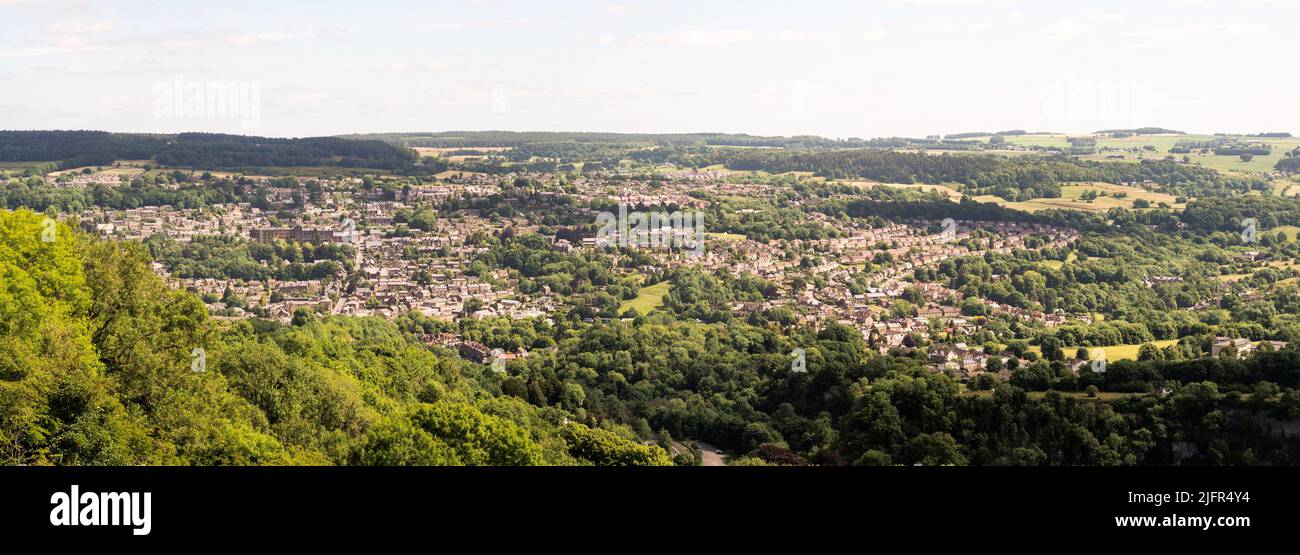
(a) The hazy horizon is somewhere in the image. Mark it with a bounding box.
[3,126,1291,140]
[3,0,1297,138]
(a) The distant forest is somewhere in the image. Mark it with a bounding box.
[342,130,887,149]
[0,131,420,171]
[685,149,1269,200]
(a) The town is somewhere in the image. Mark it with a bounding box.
[34,151,1282,392]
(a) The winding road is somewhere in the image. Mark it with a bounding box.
[697,442,726,467]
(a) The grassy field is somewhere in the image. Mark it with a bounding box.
[414,146,509,155]
[1028,339,1180,361]
[1272,179,1300,197]
[49,166,146,178]
[707,232,747,242]
[1173,149,1295,173]
[969,133,1300,174]
[974,181,1185,213]
[619,281,671,315]
[995,134,1073,148]
[845,180,964,200]
[985,195,1126,213]
[1218,273,1254,283]
[1064,182,1182,206]
[433,169,489,180]
[1273,225,1300,241]
[1217,260,1300,282]
[1041,252,1077,270]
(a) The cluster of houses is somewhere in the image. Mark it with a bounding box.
[417,333,530,367]
[1211,337,1290,359]
[73,171,556,325]
[928,342,1021,381]
[47,169,129,188]
[41,162,1300,379]
[80,205,266,242]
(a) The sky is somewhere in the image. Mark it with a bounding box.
[1,0,1297,139]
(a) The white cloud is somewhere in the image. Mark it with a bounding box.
[1088,12,1128,23]
[604,3,649,16]
[767,30,842,42]
[632,29,755,48]
[46,20,118,35]
[54,36,88,47]
[421,23,463,31]
[2,28,335,59]
[1132,22,1263,40]
[892,0,997,5]
[1223,23,1267,34]
[4,0,1296,137]
[226,35,260,47]
[915,19,991,34]
[378,60,451,72]
[225,28,346,46]
[638,28,882,44]
[253,31,319,42]
[1040,20,1093,39]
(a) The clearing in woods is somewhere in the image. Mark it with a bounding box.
[1028,339,1181,361]
[975,182,1185,213]
[844,180,964,200]
[968,133,1300,173]
[620,281,671,315]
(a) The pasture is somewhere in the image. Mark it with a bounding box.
[619,281,671,315]
[974,181,1184,213]
[1028,339,1180,361]
[845,180,964,200]
[968,133,1300,175]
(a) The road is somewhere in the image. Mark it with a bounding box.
[697,442,726,467]
[332,233,363,315]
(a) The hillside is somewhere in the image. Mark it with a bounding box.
[0,209,670,466]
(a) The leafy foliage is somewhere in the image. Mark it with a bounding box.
[0,131,419,171]
[0,210,669,466]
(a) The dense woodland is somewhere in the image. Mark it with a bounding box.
[0,131,424,172]
[682,149,1268,200]
[389,267,1300,466]
[0,210,671,465]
